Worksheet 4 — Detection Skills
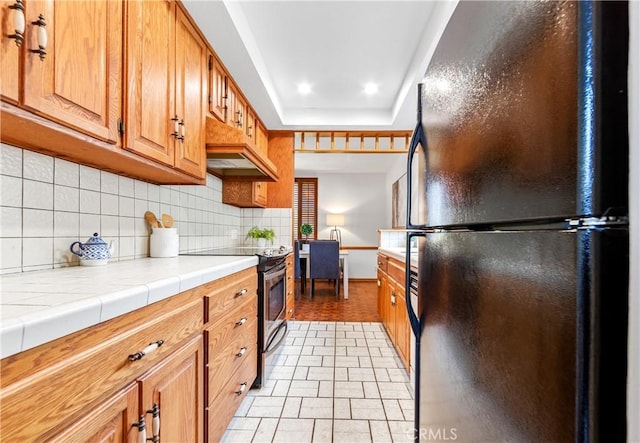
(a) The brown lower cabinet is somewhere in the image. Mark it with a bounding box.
[0,267,258,443]
[377,252,411,371]
[286,253,295,319]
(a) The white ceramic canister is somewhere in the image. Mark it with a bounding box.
[150,227,179,257]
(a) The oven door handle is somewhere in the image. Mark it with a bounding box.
[265,321,288,354]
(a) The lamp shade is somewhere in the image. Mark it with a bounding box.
[326,214,345,227]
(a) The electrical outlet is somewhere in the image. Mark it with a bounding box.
[230,229,238,240]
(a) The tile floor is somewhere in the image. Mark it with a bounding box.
[221,321,415,443]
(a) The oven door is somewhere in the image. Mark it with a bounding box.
[262,260,287,345]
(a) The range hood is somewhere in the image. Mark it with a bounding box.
[205,117,278,181]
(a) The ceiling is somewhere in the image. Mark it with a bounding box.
[182,0,458,173]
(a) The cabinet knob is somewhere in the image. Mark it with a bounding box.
[235,317,247,326]
[29,13,47,60]
[235,288,248,297]
[7,0,25,47]
[236,346,247,358]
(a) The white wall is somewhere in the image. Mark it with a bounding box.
[302,172,387,278]
[628,2,639,440]
[385,155,409,229]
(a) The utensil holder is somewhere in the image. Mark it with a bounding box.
[150,228,179,257]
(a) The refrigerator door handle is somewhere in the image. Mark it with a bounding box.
[405,232,422,338]
[406,115,427,230]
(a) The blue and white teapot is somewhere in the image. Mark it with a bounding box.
[70,233,114,266]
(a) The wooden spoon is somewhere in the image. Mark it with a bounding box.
[161,213,174,228]
[144,211,160,228]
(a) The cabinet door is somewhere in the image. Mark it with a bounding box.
[174,7,205,179]
[126,0,175,165]
[377,270,385,318]
[395,287,410,370]
[236,95,246,131]
[138,334,203,443]
[256,121,268,154]
[1,0,20,103]
[225,81,237,127]
[50,383,138,443]
[245,107,256,144]
[387,280,398,344]
[22,0,122,143]
[253,181,267,207]
[208,54,226,121]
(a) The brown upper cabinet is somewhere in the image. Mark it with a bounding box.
[125,0,206,179]
[2,0,122,143]
[1,0,282,187]
[208,54,227,122]
[1,0,20,104]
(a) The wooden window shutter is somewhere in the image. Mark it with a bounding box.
[293,178,318,240]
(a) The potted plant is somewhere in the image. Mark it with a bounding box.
[299,223,313,251]
[246,226,276,247]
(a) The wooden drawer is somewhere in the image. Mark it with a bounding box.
[200,267,257,325]
[206,346,257,443]
[377,254,388,273]
[388,257,406,284]
[0,296,202,442]
[207,337,258,405]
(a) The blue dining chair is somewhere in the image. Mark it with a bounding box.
[309,240,340,300]
[294,240,302,298]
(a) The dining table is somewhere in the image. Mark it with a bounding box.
[298,249,349,299]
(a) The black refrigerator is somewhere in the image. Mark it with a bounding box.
[404,1,629,442]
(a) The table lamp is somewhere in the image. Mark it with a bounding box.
[326,214,345,247]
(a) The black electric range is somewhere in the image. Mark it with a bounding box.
[181,246,290,271]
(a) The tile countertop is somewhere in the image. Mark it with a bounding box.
[378,247,418,269]
[0,256,258,360]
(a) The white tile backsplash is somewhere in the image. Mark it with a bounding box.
[0,207,22,237]
[23,150,53,183]
[54,211,79,237]
[0,175,22,207]
[54,185,79,212]
[0,144,22,177]
[22,237,53,267]
[54,158,79,187]
[100,171,119,194]
[23,180,53,210]
[100,193,118,215]
[23,209,54,238]
[1,143,293,273]
[0,238,22,271]
[79,165,100,191]
[79,189,100,214]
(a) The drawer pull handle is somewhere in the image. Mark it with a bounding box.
[235,382,247,396]
[8,0,25,47]
[147,403,160,443]
[132,416,147,443]
[235,288,248,297]
[236,347,247,357]
[29,14,47,60]
[129,339,164,361]
[235,317,247,326]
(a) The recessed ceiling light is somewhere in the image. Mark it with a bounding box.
[363,82,378,95]
[298,83,312,94]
